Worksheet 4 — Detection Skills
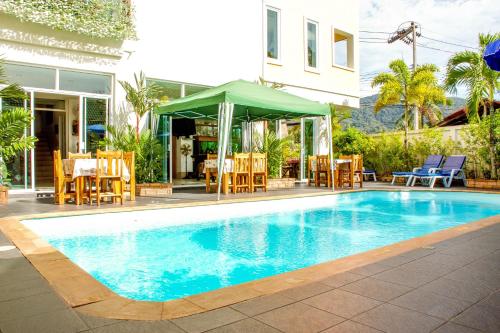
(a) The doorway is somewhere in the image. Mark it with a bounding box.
[33,97,67,188]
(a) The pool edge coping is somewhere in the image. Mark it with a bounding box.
[0,188,498,321]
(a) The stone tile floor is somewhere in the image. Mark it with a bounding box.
[0,184,499,332]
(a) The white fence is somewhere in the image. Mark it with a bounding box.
[368,125,466,144]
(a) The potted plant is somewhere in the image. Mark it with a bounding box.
[0,59,37,203]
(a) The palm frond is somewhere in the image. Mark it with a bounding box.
[0,108,37,160]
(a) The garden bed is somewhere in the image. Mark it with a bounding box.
[267,178,296,190]
[136,183,173,197]
[466,179,500,190]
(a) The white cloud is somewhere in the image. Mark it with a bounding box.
[360,0,500,97]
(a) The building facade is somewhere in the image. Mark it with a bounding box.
[0,0,359,191]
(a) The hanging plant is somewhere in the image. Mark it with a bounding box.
[0,0,136,40]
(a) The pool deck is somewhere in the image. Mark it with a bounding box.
[0,183,499,332]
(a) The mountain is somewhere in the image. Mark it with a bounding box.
[345,95,466,133]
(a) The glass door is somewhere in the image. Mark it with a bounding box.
[80,97,109,153]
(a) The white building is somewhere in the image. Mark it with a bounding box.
[0,0,359,191]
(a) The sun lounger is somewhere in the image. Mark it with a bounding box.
[410,155,467,188]
[392,154,444,186]
[362,168,377,181]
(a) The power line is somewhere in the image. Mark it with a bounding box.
[420,35,478,50]
[359,41,387,44]
[420,28,473,46]
[416,43,455,54]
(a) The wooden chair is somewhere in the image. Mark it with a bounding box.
[232,153,251,193]
[88,150,124,206]
[315,155,332,187]
[205,154,218,193]
[53,150,78,205]
[339,155,363,188]
[123,151,136,201]
[307,155,317,186]
[250,153,267,192]
[68,151,92,203]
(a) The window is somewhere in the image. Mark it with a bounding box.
[59,70,111,94]
[4,63,56,89]
[266,7,280,60]
[333,30,354,69]
[305,19,319,69]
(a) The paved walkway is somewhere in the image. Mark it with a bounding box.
[0,186,499,332]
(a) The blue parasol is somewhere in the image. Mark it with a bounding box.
[87,124,106,134]
[484,39,500,71]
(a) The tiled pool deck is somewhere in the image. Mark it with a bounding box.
[0,183,499,332]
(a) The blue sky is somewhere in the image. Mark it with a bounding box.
[359,0,500,97]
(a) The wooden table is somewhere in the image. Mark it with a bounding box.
[203,158,234,195]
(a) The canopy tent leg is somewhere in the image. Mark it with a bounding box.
[216,102,234,201]
[326,115,335,192]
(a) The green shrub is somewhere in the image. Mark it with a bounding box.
[459,112,500,179]
[333,127,372,155]
[408,128,455,167]
[364,134,406,176]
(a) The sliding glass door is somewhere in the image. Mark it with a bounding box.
[80,96,109,153]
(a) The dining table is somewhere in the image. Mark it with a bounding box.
[63,158,130,204]
[203,158,234,195]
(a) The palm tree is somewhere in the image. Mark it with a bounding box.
[371,59,440,153]
[413,82,449,127]
[0,59,37,185]
[119,71,161,142]
[445,33,500,179]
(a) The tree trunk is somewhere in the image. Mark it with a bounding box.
[404,102,409,168]
[488,97,497,179]
[136,113,140,144]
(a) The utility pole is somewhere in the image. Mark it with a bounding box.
[388,21,421,130]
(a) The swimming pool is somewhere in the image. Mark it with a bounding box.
[23,191,500,302]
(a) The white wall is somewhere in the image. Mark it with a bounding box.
[0,0,359,113]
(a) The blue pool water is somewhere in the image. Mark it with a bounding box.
[35,191,499,301]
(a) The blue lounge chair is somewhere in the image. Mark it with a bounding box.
[392,154,444,186]
[410,155,467,188]
[362,168,377,181]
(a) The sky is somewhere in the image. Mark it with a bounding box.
[359,0,500,98]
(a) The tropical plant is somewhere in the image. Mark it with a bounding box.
[255,130,290,178]
[459,111,500,179]
[0,59,37,186]
[445,33,500,179]
[413,80,449,127]
[371,59,442,156]
[329,104,352,133]
[119,71,161,142]
[332,127,372,155]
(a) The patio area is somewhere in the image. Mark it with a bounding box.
[0,184,499,333]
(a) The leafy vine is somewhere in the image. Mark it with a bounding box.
[0,0,136,40]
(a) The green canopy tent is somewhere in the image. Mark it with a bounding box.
[156,80,335,199]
